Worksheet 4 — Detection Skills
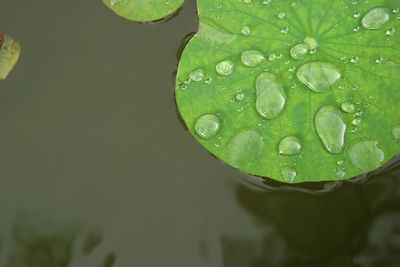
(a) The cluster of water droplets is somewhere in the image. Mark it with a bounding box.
[178,3,400,182]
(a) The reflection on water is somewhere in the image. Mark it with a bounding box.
[0,212,115,267]
[216,164,400,267]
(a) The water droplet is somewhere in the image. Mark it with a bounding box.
[279,136,302,155]
[352,118,362,126]
[304,37,318,50]
[195,114,221,139]
[216,60,234,76]
[385,28,395,36]
[281,27,289,34]
[315,105,346,154]
[341,102,355,113]
[235,93,245,101]
[376,57,383,63]
[241,50,265,67]
[226,130,264,169]
[296,62,342,93]
[290,43,308,60]
[350,57,359,63]
[241,26,251,36]
[268,53,277,61]
[281,166,296,182]
[392,124,400,139]
[109,0,121,5]
[348,139,384,172]
[255,72,286,120]
[189,69,204,82]
[335,167,346,178]
[337,160,344,166]
[361,7,391,30]
[278,12,286,19]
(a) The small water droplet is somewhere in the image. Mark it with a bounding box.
[290,43,308,60]
[315,105,346,154]
[255,72,286,120]
[281,166,296,182]
[195,114,221,139]
[392,124,400,139]
[279,136,302,155]
[281,26,289,34]
[361,7,391,30]
[241,26,251,36]
[341,102,355,113]
[278,12,286,19]
[241,50,265,67]
[335,167,346,178]
[108,0,121,5]
[235,93,245,101]
[189,69,204,82]
[385,28,395,36]
[376,57,383,63]
[350,57,359,63]
[304,37,318,50]
[348,139,384,172]
[216,60,234,76]
[296,62,342,93]
[337,160,344,166]
[268,53,277,61]
[352,118,362,126]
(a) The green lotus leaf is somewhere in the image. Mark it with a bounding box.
[102,0,184,22]
[175,0,400,183]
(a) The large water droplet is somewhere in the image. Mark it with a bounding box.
[290,43,308,60]
[279,136,302,155]
[190,69,204,82]
[241,50,265,67]
[297,62,342,93]
[361,7,391,30]
[226,130,264,169]
[315,105,346,154]
[216,60,234,76]
[255,72,286,119]
[392,124,400,139]
[280,166,296,182]
[348,139,384,172]
[195,114,220,139]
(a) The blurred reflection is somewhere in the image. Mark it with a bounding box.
[218,164,400,267]
[0,212,116,267]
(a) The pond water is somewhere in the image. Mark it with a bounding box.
[1,1,399,266]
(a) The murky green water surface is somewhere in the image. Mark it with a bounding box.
[0,1,399,266]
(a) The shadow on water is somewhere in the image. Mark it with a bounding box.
[0,212,116,267]
[216,162,400,267]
